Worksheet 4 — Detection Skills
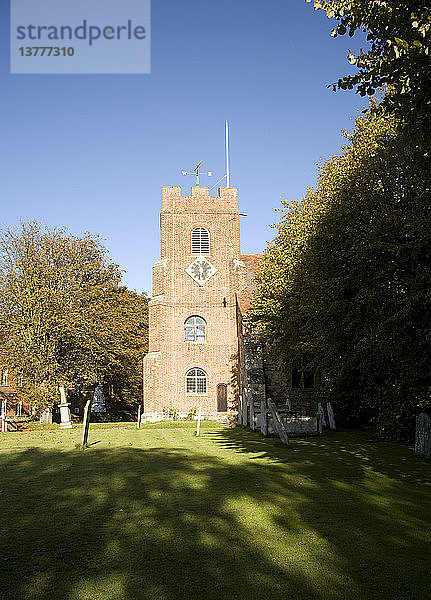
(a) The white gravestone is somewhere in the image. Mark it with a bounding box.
[91,385,107,413]
[317,402,327,427]
[415,413,431,457]
[327,402,336,430]
[58,386,73,429]
[1,399,6,432]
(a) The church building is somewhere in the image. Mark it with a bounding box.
[143,185,263,417]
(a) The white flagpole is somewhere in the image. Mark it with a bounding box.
[225,120,230,188]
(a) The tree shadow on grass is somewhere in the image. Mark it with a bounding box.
[0,428,431,600]
[210,427,431,598]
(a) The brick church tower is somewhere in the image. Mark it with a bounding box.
[143,185,257,416]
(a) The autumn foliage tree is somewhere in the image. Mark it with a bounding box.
[0,223,148,411]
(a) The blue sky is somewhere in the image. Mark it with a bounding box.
[0,0,368,293]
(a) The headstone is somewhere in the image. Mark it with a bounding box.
[285,397,291,412]
[58,387,74,429]
[415,413,431,457]
[249,392,255,431]
[283,415,318,435]
[242,389,248,426]
[91,385,107,413]
[317,412,323,435]
[267,399,289,445]
[39,408,53,424]
[137,404,142,429]
[327,402,336,430]
[81,398,92,447]
[238,394,243,425]
[1,399,6,433]
[260,398,268,436]
[196,405,202,437]
[317,402,326,427]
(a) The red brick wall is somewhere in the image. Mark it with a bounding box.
[144,186,246,414]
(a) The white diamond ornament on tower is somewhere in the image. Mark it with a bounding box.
[186,256,217,286]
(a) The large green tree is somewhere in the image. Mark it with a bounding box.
[308,0,431,124]
[0,222,148,410]
[251,112,431,440]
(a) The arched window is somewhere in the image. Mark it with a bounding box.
[191,227,210,255]
[184,316,206,342]
[186,368,207,394]
[0,368,8,387]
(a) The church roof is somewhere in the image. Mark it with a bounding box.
[237,253,264,315]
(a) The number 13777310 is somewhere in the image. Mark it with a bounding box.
[18,47,75,56]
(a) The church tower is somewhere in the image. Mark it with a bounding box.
[143,185,249,416]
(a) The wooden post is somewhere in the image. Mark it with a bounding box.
[238,395,243,425]
[196,405,202,437]
[267,398,289,445]
[81,398,92,447]
[137,404,142,429]
[250,391,255,431]
[260,398,268,436]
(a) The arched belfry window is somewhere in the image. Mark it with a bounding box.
[185,316,206,342]
[186,368,207,394]
[191,227,210,255]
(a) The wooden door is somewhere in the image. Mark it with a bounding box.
[217,384,227,412]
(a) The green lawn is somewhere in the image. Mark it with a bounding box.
[1,422,431,600]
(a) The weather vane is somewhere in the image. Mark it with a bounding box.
[181,162,212,187]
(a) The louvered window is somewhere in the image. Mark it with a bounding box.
[191,228,210,254]
[186,368,207,394]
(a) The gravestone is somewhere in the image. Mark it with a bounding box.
[58,387,73,429]
[285,397,291,412]
[81,398,92,447]
[415,413,431,457]
[267,399,289,445]
[249,393,255,431]
[317,402,327,427]
[260,398,268,436]
[1,399,6,433]
[327,402,336,430]
[39,408,53,424]
[91,385,107,413]
[238,395,243,425]
[242,389,248,426]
